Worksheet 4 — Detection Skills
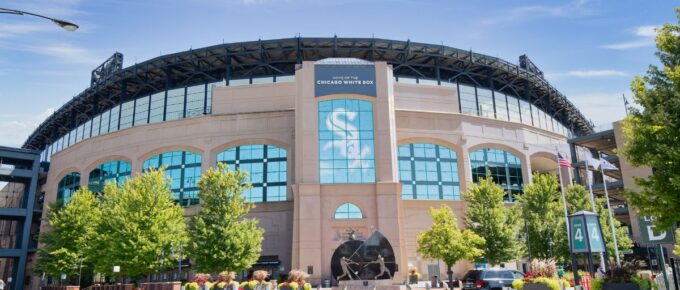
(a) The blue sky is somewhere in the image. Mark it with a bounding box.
[0,0,676,147]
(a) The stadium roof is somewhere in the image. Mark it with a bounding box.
[23,37,593,150]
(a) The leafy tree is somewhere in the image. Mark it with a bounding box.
[188,163,264,273]
[463,176,521,265]
[91,168,187,278]
[35,189,101,283]
[417,205,484,286]
[517,173,565,261]
[620,9,680,230]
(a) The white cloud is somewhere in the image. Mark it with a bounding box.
[601,25,659,50]
[0,108,55,148]
[546,69,628,80]
[0,22,54,38]
[568,92,629,126]
[33,43,101,65]
[482,0,593,25]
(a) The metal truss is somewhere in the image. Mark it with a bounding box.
[23,37,594,150]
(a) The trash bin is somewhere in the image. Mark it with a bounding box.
[322,279,331,288]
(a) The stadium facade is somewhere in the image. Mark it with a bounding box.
[23,37,594,286]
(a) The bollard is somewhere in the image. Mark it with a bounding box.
[425,283,430,290]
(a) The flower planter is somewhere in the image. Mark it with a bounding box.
[602,282,640,290]
[523,283,551,290]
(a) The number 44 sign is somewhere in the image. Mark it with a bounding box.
[569,211,605,253]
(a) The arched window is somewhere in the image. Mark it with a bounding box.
[88,160,132,192]
[318,99,376,184]
[470,148,524,202]
[397,143,461,200]
[334,203,363,219]
[57,172,80,205]
[142,151,202,206]
[216,144,287,203]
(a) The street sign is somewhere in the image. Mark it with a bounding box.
[571,217,588,252]
[585,215,605,252]
[569,211,605,253]
[638,216,674,244]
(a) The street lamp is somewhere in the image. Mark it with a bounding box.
[0,7,79,31]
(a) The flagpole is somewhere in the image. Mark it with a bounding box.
[555,148,571,248]
[584,158,597,212]
[599,151,621,266]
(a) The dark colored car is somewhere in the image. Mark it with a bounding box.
[461,269,524,290]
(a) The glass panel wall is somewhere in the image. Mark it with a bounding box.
[109,105,120,133]
[477,88,495,118]
[165,88,185,121]
[185,85,205,118]
[149,92,165,124]
[458,84,478,116]
[83,120,91,140]
[119,100,134,130]
[100,109,110,135]
[397,143,460,200]
[319,99,376,184]
[494,92,509,121]
[216,144,287,202]
[142,151,202,206]
[88,160,132,193]
[134,96,150,126]
[519,100,532,126]
[57,172,80,206]
[508,95,521,123]
[470,148,524,202]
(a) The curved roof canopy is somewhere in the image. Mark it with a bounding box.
[24,37,593,150]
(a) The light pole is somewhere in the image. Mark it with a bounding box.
[0,7,79,31]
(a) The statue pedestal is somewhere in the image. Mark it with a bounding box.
[334,280,405,290]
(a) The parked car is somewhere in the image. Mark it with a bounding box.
[461,269,524,290]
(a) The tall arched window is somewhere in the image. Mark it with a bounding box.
[57,172,80,206]
[397,143,461,200]
[470,148,524,202]
[216,144,287,203]
[88,160,132,192]
[334,203,363,219]
[142,151,202,206]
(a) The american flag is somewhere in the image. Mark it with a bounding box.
[558,152,572,168]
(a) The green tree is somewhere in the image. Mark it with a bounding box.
[35,188,101,283]
[517,173,565,261]
[92,169,187,279]
[620,9,680,230]
[417,205,484,286]
[463,176,521,265]
[188,163,264,273]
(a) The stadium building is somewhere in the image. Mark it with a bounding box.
[21,37,595,287]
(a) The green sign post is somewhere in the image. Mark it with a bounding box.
[568,211,607,280]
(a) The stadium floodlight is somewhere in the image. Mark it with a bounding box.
[0,7,79,31]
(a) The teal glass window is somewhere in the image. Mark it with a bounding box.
[216,144,287,202]
[318,99,375,184]
[334,203,363,219]
[398,143,460,200]
[142,151,202,206]
[470,148,524,202]
[88,160,132,193]
[57,172,80,206]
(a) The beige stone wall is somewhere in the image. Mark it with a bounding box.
[39,59,573,286]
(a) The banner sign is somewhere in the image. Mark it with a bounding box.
[638,216,674,244]
[315,64,376,97]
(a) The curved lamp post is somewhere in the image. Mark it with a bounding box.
[0,7,79,31]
